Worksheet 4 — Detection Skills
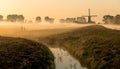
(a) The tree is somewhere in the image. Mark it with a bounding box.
[65,18,76,23]
[45,16,50,22]
[7,14,18,22]
[0,15,3,21]
[103,15,114,24]
[17,15,25,22]
[76,17,86,23]
[66,18,71,23]
[45,16,54,23]
[7,14,25,22]
[115,14,120,24]
[36,16,41,22]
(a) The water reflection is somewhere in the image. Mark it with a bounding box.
[50,48,87,69]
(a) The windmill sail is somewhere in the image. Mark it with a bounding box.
[82,9,97,23]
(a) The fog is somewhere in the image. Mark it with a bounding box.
[0,22,93,40]
[0,22,120,69]
[0,22,120,40]
[0,22,92,69]
[101,24,120,30]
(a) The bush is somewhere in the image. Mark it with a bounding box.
[0,36,55,69]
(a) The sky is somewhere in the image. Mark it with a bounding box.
[0,0,120,22]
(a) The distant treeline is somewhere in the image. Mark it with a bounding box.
[0,14,55,23]
[103,14,120,24]
[0,14,87,23]
[1,14,120,24]
[59,17,86,23]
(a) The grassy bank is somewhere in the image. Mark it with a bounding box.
[42,25,120,69]
[0,36,55,69]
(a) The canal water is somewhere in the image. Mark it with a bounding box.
[50,48,87,69]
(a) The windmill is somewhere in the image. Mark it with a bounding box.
[82,9,97,23]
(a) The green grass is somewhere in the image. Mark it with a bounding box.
[42,25,120,69]
[0,36,55,69]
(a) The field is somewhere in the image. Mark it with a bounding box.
[0,23,92,69]
[41,25,120,69]
[0,23,120,69]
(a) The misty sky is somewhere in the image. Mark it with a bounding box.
[0,0,120,22]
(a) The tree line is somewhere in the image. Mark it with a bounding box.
[0,14,86,23]
[59,17,86,23]
[103,14,120,24]
[0,14,87,23]
[0,14,55,23]
[1,14,120,24]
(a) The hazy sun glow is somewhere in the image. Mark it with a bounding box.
[0,0,120,22]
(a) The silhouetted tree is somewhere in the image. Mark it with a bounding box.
[66,18,71,23]
[45,16,54,23]
[76,17,86,23]
[45,16,50,22]
[115,14,120,24]
[36,16,41,22]
[7,14,18,22]
[65,18,76,23]
[7,14,25,22]
[59,17,86,23]
[103,15,114,24]
[17,15,24,22]
[0,15,3,21]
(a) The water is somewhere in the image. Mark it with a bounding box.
[50,48,87,69]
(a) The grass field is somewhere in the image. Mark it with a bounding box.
[0,23,120,69]
[42,25,120,69]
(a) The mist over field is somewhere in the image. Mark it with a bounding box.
[0,22,120,69]
[0,0,120,69]
[0,22,93,38]
[0,22,120,42]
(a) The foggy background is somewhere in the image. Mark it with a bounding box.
[0,0,120,22]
